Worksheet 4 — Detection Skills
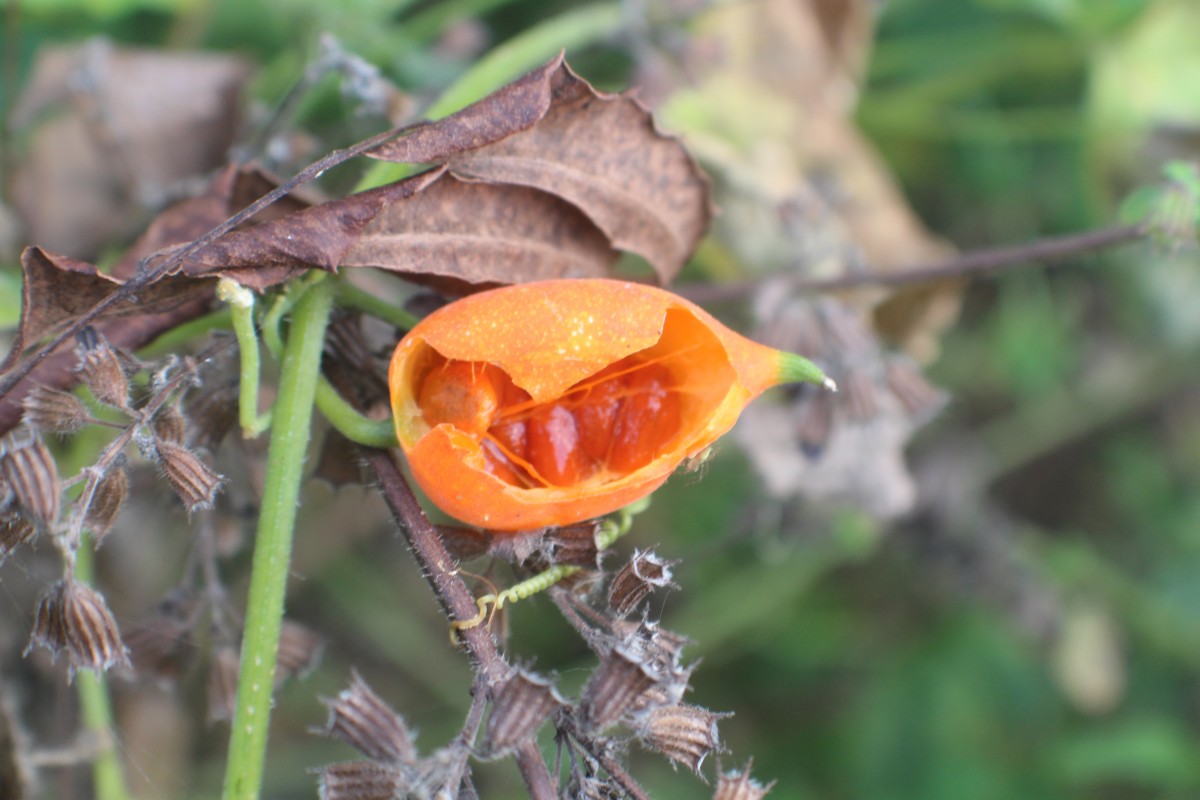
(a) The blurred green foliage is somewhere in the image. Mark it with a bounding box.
[3,0,1199,798]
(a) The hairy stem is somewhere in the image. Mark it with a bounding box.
[364,448,557,800]
[221,274,334,800]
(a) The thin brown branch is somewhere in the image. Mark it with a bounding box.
[679,223,1148,305]
[363,448,557,800]
[560,722,653,800]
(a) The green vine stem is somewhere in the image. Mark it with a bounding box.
[219,279,272,438]
[336,280,420,330]
[220,273,334,800]
[74,541,131,800]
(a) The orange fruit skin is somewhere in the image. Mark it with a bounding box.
[388,279,794,531]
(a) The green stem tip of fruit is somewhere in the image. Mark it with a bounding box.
[779,351,837,392]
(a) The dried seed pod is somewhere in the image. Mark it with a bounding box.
[317,670,416,764]
[714,762,776,800]
[83,466,128,543]
[75,330,130,410]
[316,760,407,800]
[151,404,189,445]
[434,525,491,561]
[21,385,89,434]
[0,514,36,561]
[480,670,566,759]
[207,645,241,722]
[540,522,603,569]
[568,775,625,799]
[616,620,695,713]
[885,359,946,421]
[155,439,223,513]
[638,704,729,775]
[26,579,129,675]
[607,549,678,618]
[842,367,880,422]
[186,381,239,452]
[124,592,200,685]
[1,437,61,529]
[579,645,657,733]
[794,389,835,459]
[276,619,325,684]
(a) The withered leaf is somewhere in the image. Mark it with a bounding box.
[339,171,617,287]
[367,52,566,164]
[114,163,308,280]
[175,168,444,289]
[370,53,710,283]
[178,168,616,290]
[446,64,711,284]
[0,247,206,377]
[0,165,293,437]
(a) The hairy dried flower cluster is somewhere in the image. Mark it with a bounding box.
[7,329,234,684]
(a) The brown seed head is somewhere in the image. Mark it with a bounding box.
[0,513,36,561]
[26,579,130,676]
[579,645,657,733]
[842,367,880,422]
[124,591,200,685]
[540,521,603,569]
[187,381,239,452]
[480,669,566,759]
[885,359,946,421]
[568,775,625,799]
[207,645,241,722]
[152,404,189,445]
[607,549,678,618]
[75,331,130,410]
[155,439,223,514]
[317,670,416,765]
[316,760,408,800]
[21,385,89,434]
[1,436,61,529]
[83,466,128,543]
[714,762,776,800]
[638,703,729,775]
[276,619,326,684]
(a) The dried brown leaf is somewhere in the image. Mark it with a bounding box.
[446,67,711,284]
[0,247,206,377]
[174,168,443,289]
[340,171,616,288]
[372,54,709,283]
[368,53,566,164]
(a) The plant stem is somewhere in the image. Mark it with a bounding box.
[219,279,271,438]
[73,542,131,800]
[336,280,420,330]
[364,448,557,800]
[314,380,396,447]
[221,274,334,800]
[679,223,1148,305]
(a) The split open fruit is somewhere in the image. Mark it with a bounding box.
[388,279,831,530]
